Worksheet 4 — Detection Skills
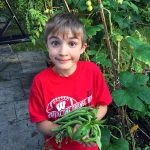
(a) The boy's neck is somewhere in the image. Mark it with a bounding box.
[52,63,77,77]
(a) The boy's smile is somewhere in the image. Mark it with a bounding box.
[47,31,87,77]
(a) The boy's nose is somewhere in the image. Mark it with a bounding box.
[59,44,68,56]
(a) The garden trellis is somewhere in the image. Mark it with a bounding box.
[0,0,30,45]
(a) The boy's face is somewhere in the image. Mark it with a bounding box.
[47,31,87,76]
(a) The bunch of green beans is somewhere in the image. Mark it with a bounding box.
[51,106,104,149]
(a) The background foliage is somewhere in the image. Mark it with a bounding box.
[1,0,150,149]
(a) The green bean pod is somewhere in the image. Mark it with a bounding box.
[96,136,102,150]
[52,120,82,132]
[78,116,88,122]
[67,126,73,138]
[53,110,87,123]
[54,112,90,124]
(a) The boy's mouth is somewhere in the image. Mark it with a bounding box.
[55,58,71,64]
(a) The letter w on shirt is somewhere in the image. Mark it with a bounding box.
[56,101,66,111]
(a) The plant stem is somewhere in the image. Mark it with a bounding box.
[49,0,53,17]
[128,55,133,72]
[97,0,119,89]
[43,0,47,10]
[50,0,52,8]
[117,41,121,73]
[103,8,112,34]
[125,113,136,150]
[120,106,126,138]
[106,125,123,138]
[128,118,150,140]
[63,0,70,12]
[110,133,119,140]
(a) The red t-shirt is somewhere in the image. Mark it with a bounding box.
[28,61,112,150]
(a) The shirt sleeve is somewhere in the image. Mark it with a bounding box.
[28,77,48,122]
[95,65,112,106]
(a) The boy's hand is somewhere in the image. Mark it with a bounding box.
[78,135,97,148]
[73,124,81,133]
[36,120,59,136]
[73,124,96,148]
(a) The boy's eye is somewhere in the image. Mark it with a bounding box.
[68,41,77,47]
[50,40,60,47]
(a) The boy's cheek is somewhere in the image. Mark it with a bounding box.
[48,50,55,56]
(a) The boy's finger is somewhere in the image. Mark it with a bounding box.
[82,134,89,140]
[73,124,80,133]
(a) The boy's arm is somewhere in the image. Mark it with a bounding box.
[96,105,108,120]
[36,120,59,136]
[36,105,107,137]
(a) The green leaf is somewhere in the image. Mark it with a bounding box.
[126,92,145,112]
[87,50,97,55]
[119,72,149,88]
[35,31,40,37]
[112,89,127,106]
[122,1,139,14]
[112,89,145,112]
[107,138,129,150]
[133,44,150,66]
[113,15,129,29]
[101,128,111,150]
[96,136,102,150]
[132,61,143,73]
[31,38,36,45]
[77,0,87,11]
[126,36,150,66]
[39,26,43,32]
[116,0,124,4]
[126,36,142,49]
[119,72,134,88]
[129,2,139,14]
[80,18,93,26]
[92,53,111,67]
[112,71,149,112]
[133,74,149,86]
[86,25,103,38]
[112,32,123,43]
[138,87,150,105]
[67,0,73,5]
[123,1,130,7]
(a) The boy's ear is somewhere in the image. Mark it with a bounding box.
[80,43,87,54]
[45,43,48,49]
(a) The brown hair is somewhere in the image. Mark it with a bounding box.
[44,13,87,45]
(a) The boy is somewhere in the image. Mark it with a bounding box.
[28,13,112,150]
